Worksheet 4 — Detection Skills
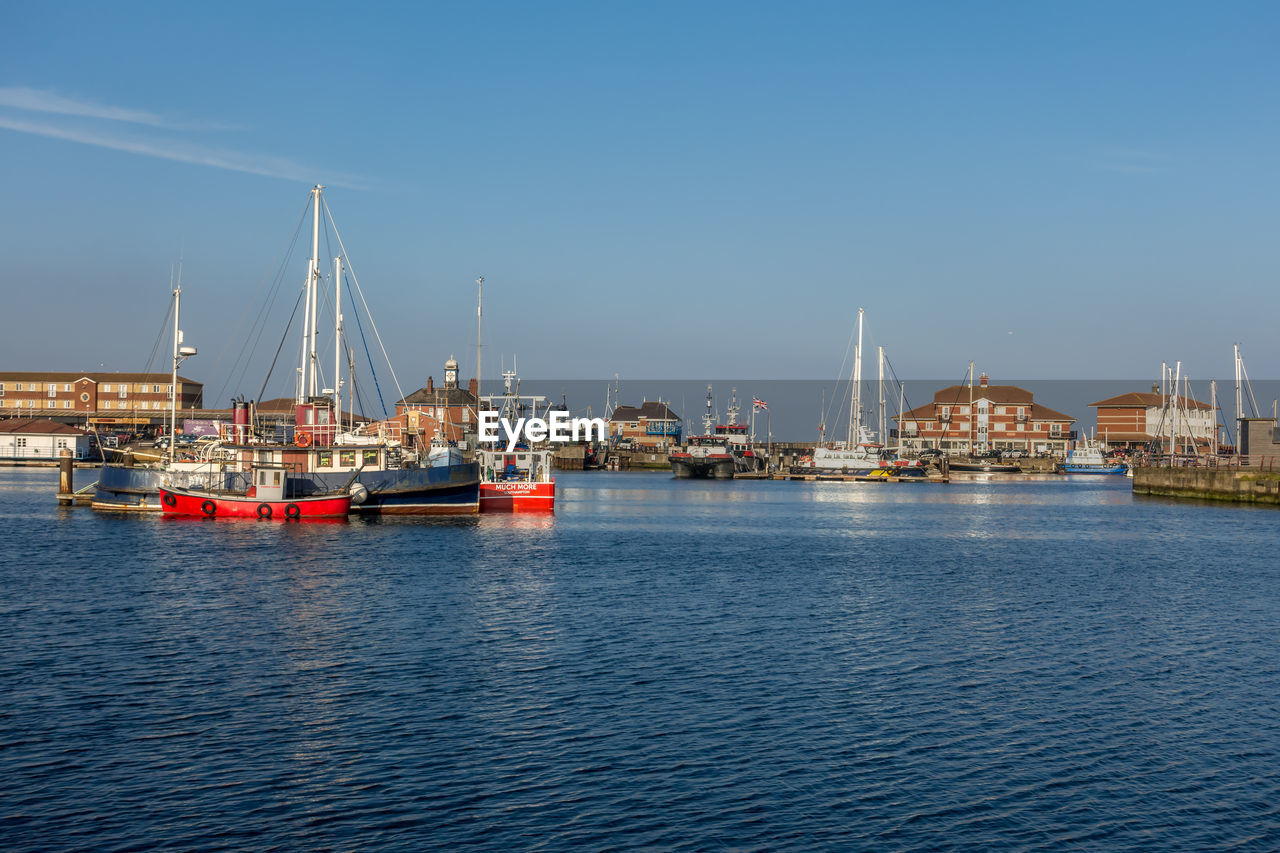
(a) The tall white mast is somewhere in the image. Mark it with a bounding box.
[968,361,975,453]
[849,307,863,445]
[169,267,181,466]
[1210,379,1218,456]
[333,256,343,414]
[897,381,905,453]
[307,185,323,399]
[476,276,484,412]
[877,345,886,445]
[1234,344,1243,423]
[168,261,195,464]
[1171,361,1181,454]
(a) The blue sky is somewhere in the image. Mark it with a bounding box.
[2,1,1277,403]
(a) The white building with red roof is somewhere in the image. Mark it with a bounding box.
[0,419,95,461]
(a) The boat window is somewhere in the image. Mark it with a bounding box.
[274,471,281,486]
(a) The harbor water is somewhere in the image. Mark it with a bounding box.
[2,468,1278,850]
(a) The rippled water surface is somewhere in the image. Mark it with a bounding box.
[2,468,1279,850]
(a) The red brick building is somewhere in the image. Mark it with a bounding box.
[894,374,1075,456]
[0,371,203,425]
[383,357,479,448]
[1089,388,1216,452]
[609,401,682,450]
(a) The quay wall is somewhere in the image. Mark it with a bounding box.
[1133,467,1280,505]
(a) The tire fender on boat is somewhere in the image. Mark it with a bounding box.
[285,503,301,519]
[257,503,273,519]
[162,491,177,507]
[200,499,216,517]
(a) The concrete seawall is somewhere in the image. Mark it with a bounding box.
[1133,467,1280,506]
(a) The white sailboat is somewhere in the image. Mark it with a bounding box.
[806,308,890,473]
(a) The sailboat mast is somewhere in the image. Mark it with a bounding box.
[169,268,181,466]
[476,276,484,413]
[849,307,863,444]
[877,345,886,445]
[968,361,974,453]
[1234,344,1243,423]
[307,185,323,399]
[333,256,343,414]
[1210,378,1218,456]
[897,381,905,453]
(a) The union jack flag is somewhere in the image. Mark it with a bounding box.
[752,398,767,411]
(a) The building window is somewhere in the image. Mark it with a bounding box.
[103,401,111,410]
[63,400,72,409]
[153,384,162,393]
[16,437,26,448]
[118,390,127,399]
[26,400,34,408]
[48,387,57,398]
[0,383,5,391]
[15,383,23,392]
[64,384,72,392]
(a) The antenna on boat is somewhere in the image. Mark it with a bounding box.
[169,257,196,466]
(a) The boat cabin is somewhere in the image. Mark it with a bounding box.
[251,466,289,501]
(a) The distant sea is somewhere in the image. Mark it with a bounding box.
[513,379,1280,443]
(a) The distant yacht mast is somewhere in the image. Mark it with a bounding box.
[298,184,324,404]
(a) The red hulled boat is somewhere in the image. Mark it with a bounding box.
[478,448,555,513]
[159,465,350,520]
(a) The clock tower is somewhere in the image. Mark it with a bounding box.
[444,356,459,390]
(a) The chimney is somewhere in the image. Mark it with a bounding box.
[427,376,434,393]
[979,373,989,387]
[469,377,477,397]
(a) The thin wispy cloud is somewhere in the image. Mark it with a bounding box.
[0,85,233,131]
[0,115,367,189]
[0,86,368,189]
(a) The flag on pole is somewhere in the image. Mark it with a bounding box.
[753,398,768,411]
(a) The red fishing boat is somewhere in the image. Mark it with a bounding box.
[159,466,351,520]
[478,448,555,512]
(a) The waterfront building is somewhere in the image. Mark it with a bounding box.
[609,401,682,451]
[389,357,479,447]
[0,371,203,427]
[1089,388,1216,452]
[894,373,1075,456]
[0,418,95,461]
[1237,417,1280,460]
